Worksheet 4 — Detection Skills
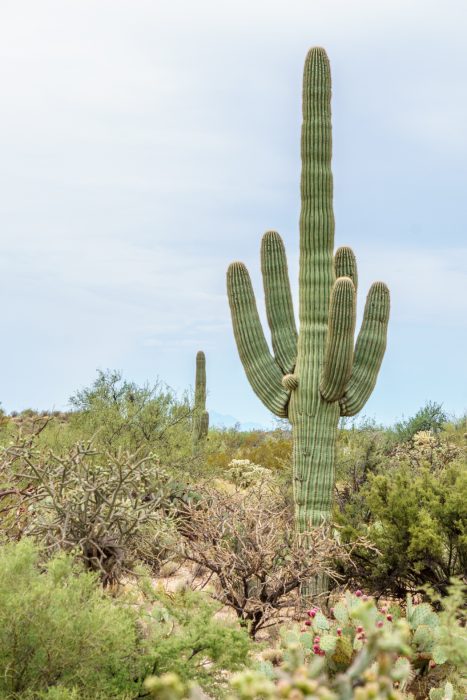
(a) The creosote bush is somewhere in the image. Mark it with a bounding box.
[392,402,448,444]
[0,540,254,700]
[0,540,141,698]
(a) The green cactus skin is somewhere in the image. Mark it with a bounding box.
[227,48,390,534]
[193,350,209,443]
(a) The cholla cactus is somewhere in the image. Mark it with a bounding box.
[192,351,209,444]
[227,48,390,535]
[226,459,272,488]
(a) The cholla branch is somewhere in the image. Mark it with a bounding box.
[1,434,177,584]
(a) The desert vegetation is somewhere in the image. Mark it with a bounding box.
[0,44,465,700]
[0,370,465,699]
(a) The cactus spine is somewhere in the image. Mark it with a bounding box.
[193,351,209,444]
[227,48,390,534]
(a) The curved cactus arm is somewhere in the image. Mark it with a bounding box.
[339,281,390,416]
[335,246,358,291]
[261,230,298,374]
[227,262,289,417]
[320,277,356,402]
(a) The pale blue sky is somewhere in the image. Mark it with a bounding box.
[0,0,466,426]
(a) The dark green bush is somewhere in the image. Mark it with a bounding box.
[335,431,466,596]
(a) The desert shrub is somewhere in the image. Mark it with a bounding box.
[0,435,179,582]
[141,584,251,697]
[334,420,390,513]
[0,540,142,698]
[177,481,357,637]
[335,431,466,597]
[392,401,448,444]
[25,689,81,700]
[0,540,254,699]
[135,516,181,573]
[438,414,467,448]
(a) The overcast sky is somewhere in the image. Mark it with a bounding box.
[0,0,466,426]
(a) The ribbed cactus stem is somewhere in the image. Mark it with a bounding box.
[227,262,289,417]
[335,246,358,290]
[193,351,209,444]
[226,47,390,583]
[339,282,390,416]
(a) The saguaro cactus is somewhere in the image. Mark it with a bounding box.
[227,48,390,534]
[193,351,209,444]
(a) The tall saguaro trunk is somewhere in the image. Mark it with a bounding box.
[226,48,390,589]
[290,50,338,530]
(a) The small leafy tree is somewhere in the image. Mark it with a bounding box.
[69,369,193,461]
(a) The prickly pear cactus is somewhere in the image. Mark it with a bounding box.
[227,48,390,535]
[192,351,209,444]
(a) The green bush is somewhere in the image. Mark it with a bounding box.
[0,540,142,699]
[335,431,466,596]
[143,586,251,696]
[0,540,255,699]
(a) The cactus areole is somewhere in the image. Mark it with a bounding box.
[227,48,390,533]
